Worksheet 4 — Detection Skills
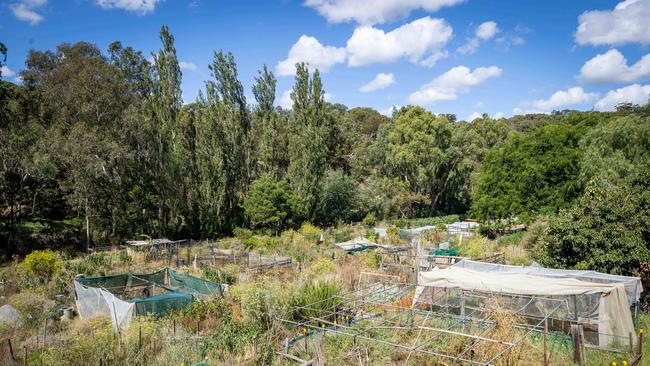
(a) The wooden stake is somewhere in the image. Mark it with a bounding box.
[544,318,548,366]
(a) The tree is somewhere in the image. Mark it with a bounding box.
[251,65,287,178]
[287,63,328,219]
[383,106,461,216]
[243,175,300,231]
[316,169,361,226]
[146,25,185,236]
[534,173,650,280]
[471,119,586,220]
[203,50,250,232]
[580,114,650,185]
[0,42,7,77]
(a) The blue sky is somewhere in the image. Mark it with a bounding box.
[2,0,650,120]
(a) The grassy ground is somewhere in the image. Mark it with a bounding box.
[0,222,647,365]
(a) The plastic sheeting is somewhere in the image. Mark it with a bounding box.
[74,280,135,330]
[454,260,643,305]
[74,268,226,331]
[414,266,635,347]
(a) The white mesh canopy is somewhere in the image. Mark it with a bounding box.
[74,281,135,330]
[454,259,643,305]
[414,266,635,347]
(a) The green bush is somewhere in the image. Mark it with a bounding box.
[362,213,377,227]
[299,223,322,243]
[22,249,62,282]
[290,280,341,322]
[202,266,236,285]
[233,227,253,241]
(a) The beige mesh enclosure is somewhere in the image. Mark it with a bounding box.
[453,259,643,306]
[413,266,635,347]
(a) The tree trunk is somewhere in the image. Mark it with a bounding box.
[85,197,90,253]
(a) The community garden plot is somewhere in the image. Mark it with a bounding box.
[278,282,570,365]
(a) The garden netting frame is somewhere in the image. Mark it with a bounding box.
[74,268,226,330]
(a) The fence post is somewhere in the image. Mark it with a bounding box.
[571,324,584,365]
[544,319,548,366]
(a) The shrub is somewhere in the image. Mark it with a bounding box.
[290,280,341,322]
[22,249,62,282]
[299,223,322,243]
[202,266,236,285]
[307,258,335,279]
[233,227,253,241]
[362,213,377,227]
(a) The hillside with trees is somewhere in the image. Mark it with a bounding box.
[1,27,649,285]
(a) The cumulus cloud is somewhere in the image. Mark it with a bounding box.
[10,0,46,25]
[408,65,502,105]
[457,21,499,55]
[494,111,505,119]
[179,61,198,72]
[346,17,452,67]
[304,0,465,25]
[95,0,162,14]
[576,0,650,46]
[524,87,598,112]
[276,35,346,76]
[1,66,16,78]
[466,112,482,121]
[578,49,650,85]
[359,73,395,92]
[279,90,293,109]
[594,84,650,111]
[379,105,401,117]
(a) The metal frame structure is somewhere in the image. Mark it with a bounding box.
[278,282,570,365]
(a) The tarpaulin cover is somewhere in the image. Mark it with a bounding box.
[414,266,635,347]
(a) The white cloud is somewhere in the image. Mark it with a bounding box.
[466,112,482,121]
[576,0,650,46]
[1,66,16,78]
[578,49,650,85]
[276,35,346,76]
[279,90,293,109]
[408,65,502,105]
[420,50,448,68]
[476,21,499,40]
[359,73,395,92]
[346,17,452,67]
[179,61,198,72]
[10,0,46,25]
[95,0,162,14]
[494,111,505,119]
[594,84,650,111]
[526,87,598,112]
[304,0,465,25]
[379,105,401,117]
[457,21,499,55]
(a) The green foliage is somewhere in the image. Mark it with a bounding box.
[201,266,236,285]
[404,215,459,228]
[472,119,587,220]
[22,249,62,281]
[317,169,362,226]
[362,213,377,227]
[243,175,300,231]
[290,280,341,322]
[534,175,650,278]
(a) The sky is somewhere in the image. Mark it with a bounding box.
[1,0,650,121]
